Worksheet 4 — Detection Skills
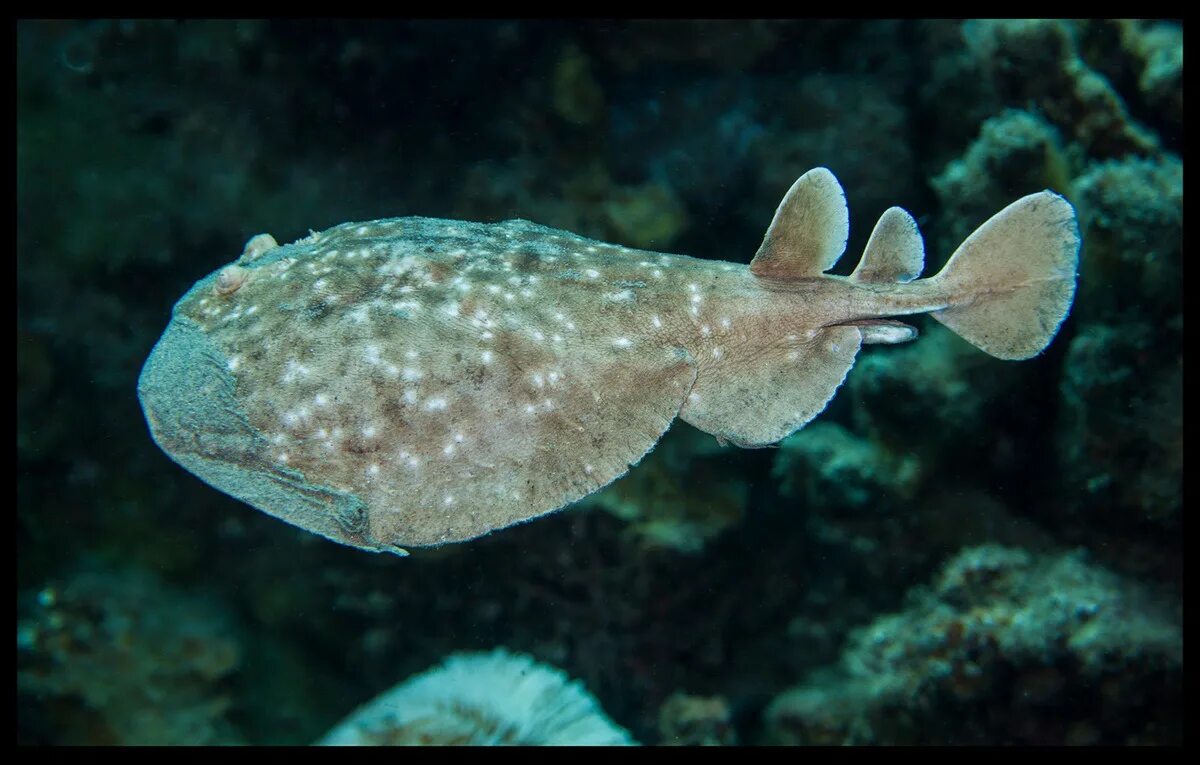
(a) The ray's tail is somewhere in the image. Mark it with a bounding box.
[928,191,1080,360]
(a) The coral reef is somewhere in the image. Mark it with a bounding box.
[17,565,242,745]
[763,545,1182,745]
[1072,155,1183,322]
[842,322,1034,473]
[580,424,749,553]
[773,422,920,513]
[930,110,1071,259]
[1048,154,1182,580]
[657,693,737,746]
[318,649,635,745]
[963,19,1159,158]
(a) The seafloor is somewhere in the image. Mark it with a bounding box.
[17,20,1181,745]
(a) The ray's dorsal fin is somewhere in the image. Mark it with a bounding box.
[750,167,849,280]
[850,206,925,284]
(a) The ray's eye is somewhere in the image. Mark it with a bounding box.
[214,265,247,297]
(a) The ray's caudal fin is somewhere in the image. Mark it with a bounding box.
[929,191,1080,360]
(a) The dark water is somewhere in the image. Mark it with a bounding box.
[17,20,1181,745]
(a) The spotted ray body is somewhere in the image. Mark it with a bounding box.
[139,168,1079,553]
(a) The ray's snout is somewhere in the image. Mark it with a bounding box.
[137,317,241,462]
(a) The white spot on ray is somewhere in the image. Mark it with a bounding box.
[281,360,311,384]
[612,337,633,349]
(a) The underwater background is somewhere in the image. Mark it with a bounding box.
[17,19,1181,745]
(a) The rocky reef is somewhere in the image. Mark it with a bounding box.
[762,545,1182,745]
[17,566,242,745]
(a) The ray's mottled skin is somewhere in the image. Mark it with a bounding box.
[139,168,1079,553]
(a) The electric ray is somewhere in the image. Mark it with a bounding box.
[138,168,1079,554]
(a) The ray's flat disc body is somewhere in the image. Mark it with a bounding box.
[139,217,722,551]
